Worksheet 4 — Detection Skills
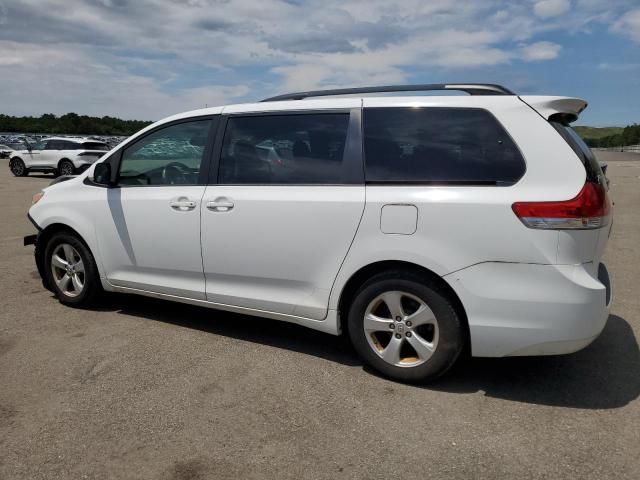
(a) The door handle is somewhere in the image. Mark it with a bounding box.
[169,197,196,211]
[206,197,234,212]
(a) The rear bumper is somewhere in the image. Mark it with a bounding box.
[445,261,612,357]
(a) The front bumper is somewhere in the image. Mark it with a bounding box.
[445,261,612,357]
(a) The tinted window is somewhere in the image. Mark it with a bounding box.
[59,140,79,150]
[550,121,604,184]
[42,141,56,150]
[363,107,525,185]
[82,142,109,151]
[219,114,350,184]
[118,119,211,186]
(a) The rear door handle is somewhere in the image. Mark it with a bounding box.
[206,197,234,212]
[169,197,197,211]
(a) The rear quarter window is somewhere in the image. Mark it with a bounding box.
[550,121,604,185]
[363,107,525,185]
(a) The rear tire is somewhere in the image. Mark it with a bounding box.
[43,232,102,307]
[57,159,76,177]
[347,270,464,383]
[9,158,28,177]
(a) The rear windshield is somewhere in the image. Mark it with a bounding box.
[363,107,525,185]
[82,142,109,150]
[550,121,604,184]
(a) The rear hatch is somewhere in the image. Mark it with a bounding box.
[516,96,612,267]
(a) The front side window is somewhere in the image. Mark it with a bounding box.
[219,113,350,184]
[118,119,211,186]
[363,107,525,185]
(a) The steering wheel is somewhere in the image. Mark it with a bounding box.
[161,162,190,185]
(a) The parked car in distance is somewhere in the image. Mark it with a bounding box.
[24,83,613,383]
[0,144,14,159]
[9,137,109,177]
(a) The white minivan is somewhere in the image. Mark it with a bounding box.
[24,84,613,382]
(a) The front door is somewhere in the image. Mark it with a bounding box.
[94,117,216,299]
[24,140,52,167]
[201,109,365,319]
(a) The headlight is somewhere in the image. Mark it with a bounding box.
[32,191,45,205]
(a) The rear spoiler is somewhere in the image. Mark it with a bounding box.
[519,96,588,123]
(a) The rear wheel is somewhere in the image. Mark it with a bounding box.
[57,159,75,177]
[9,158,28,177]
[43,232,101,307]
[347,271,464,383]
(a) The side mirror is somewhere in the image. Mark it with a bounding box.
[93,162,114,186]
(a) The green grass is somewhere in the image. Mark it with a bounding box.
[574,126,623,140]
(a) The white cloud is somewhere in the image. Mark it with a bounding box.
[610,9,640,42]
[0,0,631,118]
[533,0,571,18]
[597,62,639,71]
[519,41,562,61]
[0,41,250,120]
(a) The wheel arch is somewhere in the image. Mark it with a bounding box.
[336,260,470,352]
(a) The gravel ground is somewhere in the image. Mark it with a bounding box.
[1,153,638,479]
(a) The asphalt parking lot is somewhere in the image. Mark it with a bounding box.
[1,152,639,479]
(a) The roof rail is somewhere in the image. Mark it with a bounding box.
[261,83,515,102]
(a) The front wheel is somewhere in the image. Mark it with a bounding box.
[347,271,464,383]
[9,158,28,177]
[43,232,102,307]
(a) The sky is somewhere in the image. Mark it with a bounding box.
[0,0,639,126]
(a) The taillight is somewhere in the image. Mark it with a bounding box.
[512,181,611,229]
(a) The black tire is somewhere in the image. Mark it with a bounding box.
[347,270,464,383]
[43,231,102,307]
[57,159,76,177]
[9,157,28,177]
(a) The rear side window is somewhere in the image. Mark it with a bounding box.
[363,107,525,185]
[219,113,350,184]
[82,142,109,151]
[60,141,79,150]
[550,121,604,184]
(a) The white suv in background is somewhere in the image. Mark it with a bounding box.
[9,137,109,177]
[24,84,613,383]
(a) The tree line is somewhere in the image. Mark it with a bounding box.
[0,113,152,136]
[583,124,640,148]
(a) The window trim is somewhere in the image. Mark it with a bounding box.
[362,106,526,187]
[86,115,219,188]
[208,108,364,186]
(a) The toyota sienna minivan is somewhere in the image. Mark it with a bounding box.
[24,84,613,382]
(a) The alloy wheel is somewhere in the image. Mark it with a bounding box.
[363,290,439,367]
[51,243,85,297]
[60,162,74,176]
[10,159,24,176]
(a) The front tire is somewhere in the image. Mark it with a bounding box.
[347,271,464,383]
[9,157,28,177]
[57,159,76,177]
[43,232,102,307]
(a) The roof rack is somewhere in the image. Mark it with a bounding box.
[261,83,515,102]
